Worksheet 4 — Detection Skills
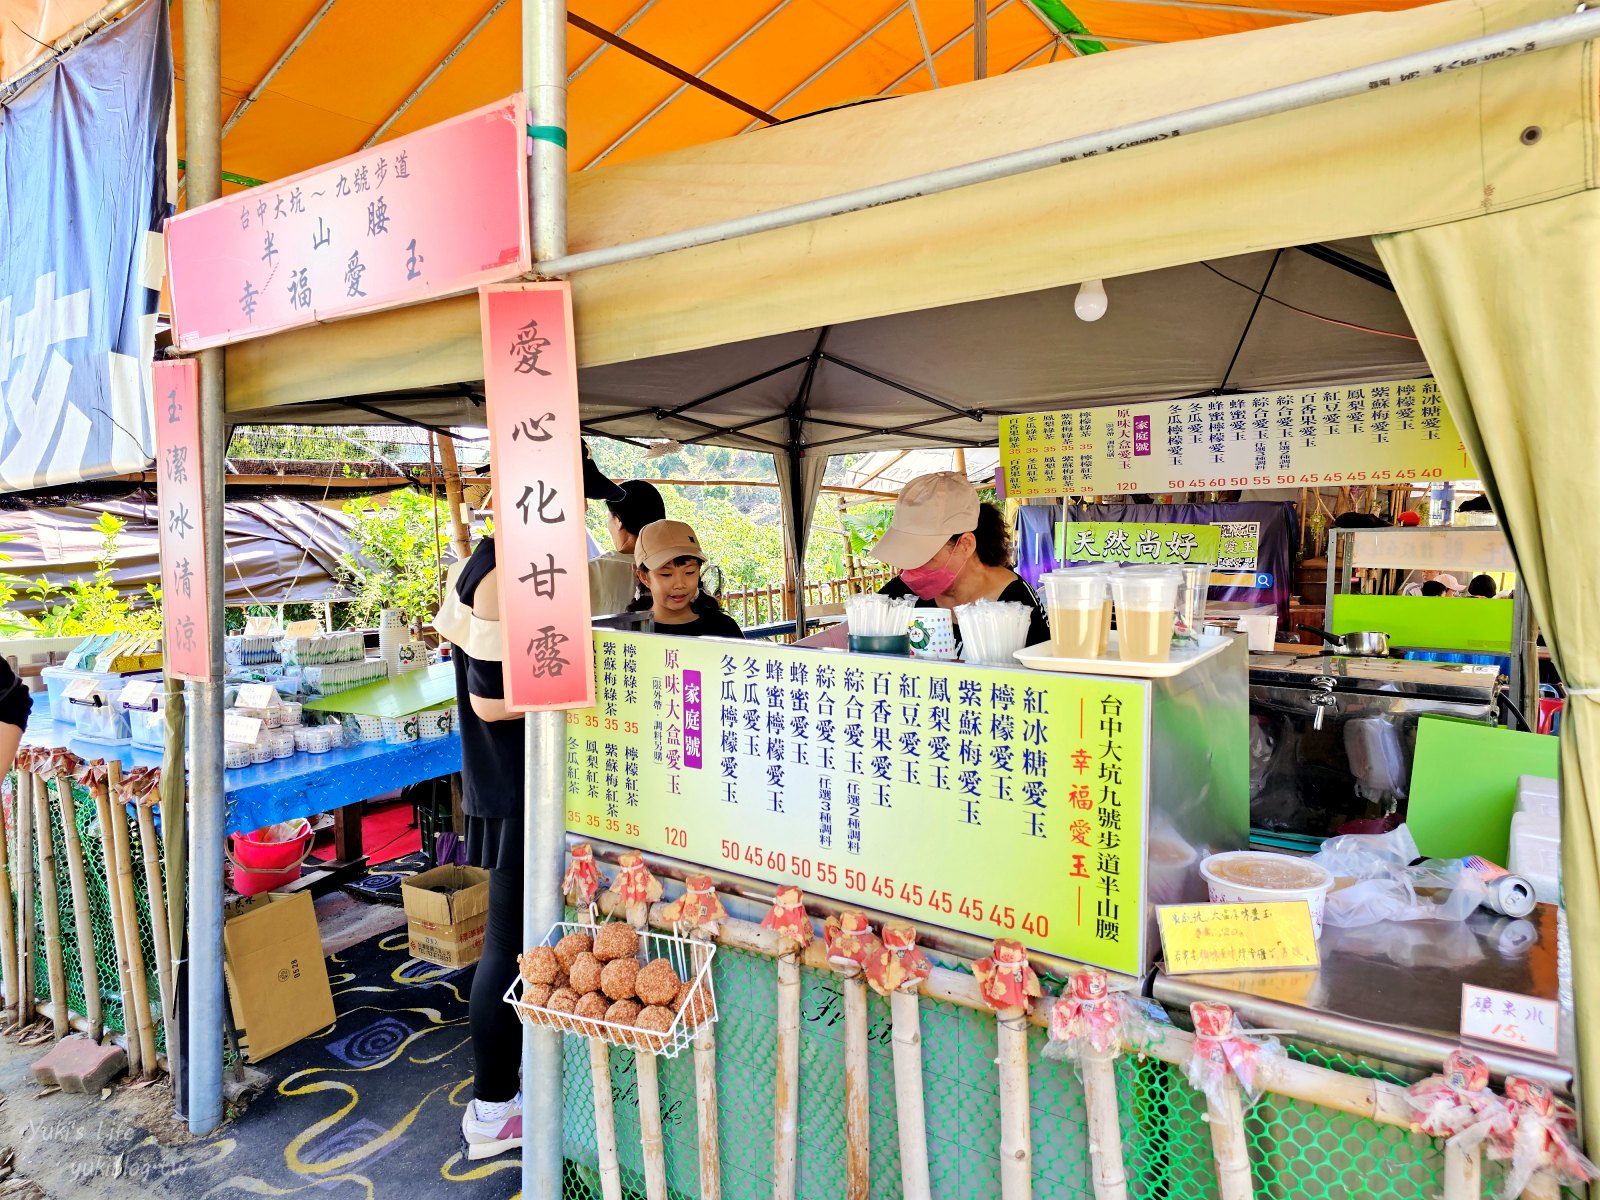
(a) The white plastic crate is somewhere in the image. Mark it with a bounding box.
[503,921,717,1059]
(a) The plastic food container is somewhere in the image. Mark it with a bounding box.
[1200,850,1335,937]
[224,743,252,769]
[382,714,419,745]
[418,707,455,739]
[71,675,158,746]
[269,731,296,760]
[354,714,385,743]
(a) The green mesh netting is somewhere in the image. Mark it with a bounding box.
[556,945,1458,1200]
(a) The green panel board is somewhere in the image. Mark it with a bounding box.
[1407,716,1558,862]
[1329,595,1514,653]
[301,661,456,717]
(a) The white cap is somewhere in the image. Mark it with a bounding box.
[870,472,981,569]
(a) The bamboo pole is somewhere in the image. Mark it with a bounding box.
[844,973,870,1200]
[1204,1070,1256,1200]
[1081,1046,1129,1200]
[774,951,801,1200]
[52,771,103,1042]
[105,764,157,1075]
[436,433,472,560]
[31,774,69,1039]
[88,773,137,1074]
[136,796,175,1035]
[0,760,20,1024]
[636,1048,668,1200]
[1442,1143,1480,1200]
[888,989,931,1200]
[691,942,721,1200]
[996,1010,1033,1200]
[160,675,187,964]
[16,768,35,1027]
[588,1037,623,1200]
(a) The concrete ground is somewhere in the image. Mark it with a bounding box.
[0,889,410,1199]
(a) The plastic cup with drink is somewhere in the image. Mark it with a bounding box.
[1111,568,1182,663]
[1041,569,1109,659]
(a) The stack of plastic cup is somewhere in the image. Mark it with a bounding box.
[1041,569,1109,659]
[1111,568,1182,663]
[1172,563,1212,649]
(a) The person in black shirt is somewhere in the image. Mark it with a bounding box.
[625,520,745,639]
[0,659,32,778]
[435,445,625,1162]
[870,471,1049,649]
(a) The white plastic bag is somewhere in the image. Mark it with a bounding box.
[1313,826,1487,928]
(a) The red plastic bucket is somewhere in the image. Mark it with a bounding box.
[226,819,313,895]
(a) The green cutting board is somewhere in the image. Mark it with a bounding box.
[302,662,456,717]
[1407,715,1558,863]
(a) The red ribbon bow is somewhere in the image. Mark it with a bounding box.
[864,921,932,997]
[760,885,813,948]
[823,912,880,975]
[974,939,1042,1014]
[562,843,606,908]
[662,873,727,937]
[1049,970,1124,1057]
[607,849,662,906]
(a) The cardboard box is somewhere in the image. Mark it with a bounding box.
[402,865,490,967]
[222,891,335,1062]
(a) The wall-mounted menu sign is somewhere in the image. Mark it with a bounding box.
[1000,379,1472,499]
[566,631,1152,974]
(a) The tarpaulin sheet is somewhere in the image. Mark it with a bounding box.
[0,0,169,491]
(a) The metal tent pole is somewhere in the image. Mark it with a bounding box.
[523,0,568,1195]
[535,7,1600,279]
[182,0,228,1138]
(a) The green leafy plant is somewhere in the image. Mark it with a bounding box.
[7,514,162,636]
[333,489,452,628]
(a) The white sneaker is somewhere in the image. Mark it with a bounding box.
[462,1092,523,1161]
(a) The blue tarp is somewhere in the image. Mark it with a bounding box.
[0,0,170,491]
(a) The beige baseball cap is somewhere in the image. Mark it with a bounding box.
[634,519,707,571]
[870,471,981,569]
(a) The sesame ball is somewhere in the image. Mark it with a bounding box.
[569,951,604,995]
[600,957,641,1001]
[518,946,559,986]
[593,922,640,962]
[554,931,593,971]
[635,958,682,1008]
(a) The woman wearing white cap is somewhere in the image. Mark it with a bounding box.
[870,471,1049,648]
[626,519,745,639]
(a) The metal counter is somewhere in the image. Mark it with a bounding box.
[1153,903,1572,1092]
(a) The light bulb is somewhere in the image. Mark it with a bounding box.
[1074,278,1108,322]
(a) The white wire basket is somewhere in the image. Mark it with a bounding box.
[503,921,718,1059]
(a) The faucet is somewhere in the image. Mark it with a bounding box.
[1310,675,1338,732]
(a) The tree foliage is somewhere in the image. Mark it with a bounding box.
[333,489,451,627]
[0,514,162,637]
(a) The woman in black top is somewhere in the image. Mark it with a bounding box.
[625,519,745,639]
[870,471,1049,649]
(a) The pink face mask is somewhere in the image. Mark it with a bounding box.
[900,561,960,599]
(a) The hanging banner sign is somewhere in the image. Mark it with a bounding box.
[165,96,530,351]
[480,282,594,712]
[1000,379,1472,499]
[1057,521,1220,565]
[567,632,1152,974]
[152,359,210,681]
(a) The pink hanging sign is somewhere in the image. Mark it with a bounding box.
[479,282,595,712]
[152,359,210,681]
[166,96,530,351]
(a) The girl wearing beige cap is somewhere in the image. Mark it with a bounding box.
[626,518,745,639]
[871,471,1049,647]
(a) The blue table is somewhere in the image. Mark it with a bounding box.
[22,718,462,836]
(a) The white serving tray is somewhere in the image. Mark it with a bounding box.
[1014,632,1234,679]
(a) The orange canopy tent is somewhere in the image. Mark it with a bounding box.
[7,0,1440,191]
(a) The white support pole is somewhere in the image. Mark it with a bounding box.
[522,0,569,1197]
[182,0,228,1137]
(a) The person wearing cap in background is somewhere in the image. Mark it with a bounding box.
[432,440,623,1162]
[625,519,745,639]
[590,480,667,616]
[870,471,1049,648]
[1404,570,1465,597]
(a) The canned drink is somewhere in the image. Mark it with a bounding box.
[1461,855,1537,918]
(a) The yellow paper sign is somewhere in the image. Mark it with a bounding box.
[999,378,1472,499]
[566,632,1151,974]
[1157,902,1320,974]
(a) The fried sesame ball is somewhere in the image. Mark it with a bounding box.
[605,998,642,1026]
[554,931,593,971]
[600,957,641,1001]
[593,922,640,962]
[635,958,682,1008]
[635,1004,675,1048]
[518,945,559,986]
[523,982,553,1009]
[569,951,604,995]
[547,986,579,1014]
[675,979,713,1026]
[575,991,609,1022]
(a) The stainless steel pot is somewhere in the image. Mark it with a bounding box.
[1296,624,1391,658]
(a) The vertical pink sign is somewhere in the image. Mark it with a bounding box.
[152,359,210,681]
[479,283,595,712]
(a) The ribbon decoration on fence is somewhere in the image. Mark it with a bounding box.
[1493,1076,1598,1199]
[865,921,932,996]
[563,843,607,921]
[1046,970,1127,1063]
[1186,1000,1283,1112]
[762,887,812,1200]
[662,873,727,938]
[607,850,662,929]
[1407,1050,1513,1151]
[975,938,1042,1014]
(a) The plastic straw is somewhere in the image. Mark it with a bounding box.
[954,600,1033,665]
[844,594,918,637]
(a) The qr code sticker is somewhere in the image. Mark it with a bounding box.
[1213,521,1261,572]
